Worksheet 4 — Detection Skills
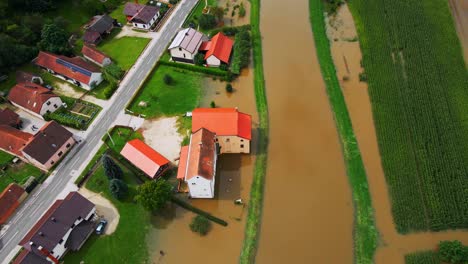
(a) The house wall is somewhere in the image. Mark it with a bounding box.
[170,47,197,62]
[132,12,160,29]
[217,136,250,154]
[9,101,44,119]
[45,68,101,91]
[23,137,76,171]
[89,72,104,90]
[186,142,217,198]
[84,56,112,67]
[206,55,221,67]
[39,97,63,116]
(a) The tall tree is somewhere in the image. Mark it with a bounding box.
[102,155,123,180]
[134,180,172,212]
[109,179,128,200]
[39,23,70,55]
[438,240,468,264]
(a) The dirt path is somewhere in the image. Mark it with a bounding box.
[140,117,183,163]
[79,187,119,235]
[448,0,468,63]
[328,4,468,263]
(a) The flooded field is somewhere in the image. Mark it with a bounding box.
[448,0,468,62]
[255,0,354,263]
[328,4,468,263]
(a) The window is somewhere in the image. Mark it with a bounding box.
[46,101,51,106]
[179,47,182,51]
[66,143,71,148]
[241,139,244,142]
[241,144,244,148]
[143,25,146,28]
[59,239,64,244]
[58,151,63,157]
[50,251,54,254]
[183,53,186,58]
[191,182,196,185]
[134,23,137,27]
[226,138,230,142]
[46,110,50,114]
[51,161,55,165]
[53,104,58,108]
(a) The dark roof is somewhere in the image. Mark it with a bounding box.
[21,121,73,165]
[83,31,102,44]
[124,2,144,17]
[12,250,49,264]
[131,5,160,24]
[0,108,21,127]
[66,220,95,251]
[0,183,25,225]
[19,192,95,253]
[87,15,114,34]
[8,83,59,115]
[15,71,38,84]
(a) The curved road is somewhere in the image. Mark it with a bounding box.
[0,0,197,262]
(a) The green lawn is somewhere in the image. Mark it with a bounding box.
[98,36,151,70]
[64,158,150,264]
[104,126,143,153]
[109,3,127,25]
[128,65,202,118]
[0,161,42,191]
[0,150,13,166]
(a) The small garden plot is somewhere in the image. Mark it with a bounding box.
[46,97,102,130]
[71,101,100,118]
[0,158,42,192]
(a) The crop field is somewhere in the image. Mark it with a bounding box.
[348,0,468,233]
[405,251,440,264]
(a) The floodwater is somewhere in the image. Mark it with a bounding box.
[448,0,468,62]
[328,5,468,264]
[146,47,259,264]
[256,0,354,263]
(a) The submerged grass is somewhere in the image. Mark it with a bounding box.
[308,0,378,263]
[239,0,269,263]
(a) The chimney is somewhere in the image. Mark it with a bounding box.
[39,232,43,236]
[51,217,56,222]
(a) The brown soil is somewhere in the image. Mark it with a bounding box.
[255,0,354,263]
[448,0,468,63]
[328,4,468,263]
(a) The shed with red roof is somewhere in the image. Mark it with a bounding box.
[120,139,170,179]
[200,32,234,67]
[0,183,27,225]
[192,108,252,154]
[82,45,111,67]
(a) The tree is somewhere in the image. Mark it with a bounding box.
[211,6,224,22]
[134,180,172,212]
[102,155,123,180]
[109,179,128,200]
[0,34,37,73]
[210,101,216,108]
[39,23,71,54]
[438,241,468,264]
[189,215,211,236]
[225,83,233,93]
[194,53,205,66]
[238,2,246,18]
[198,14,217,30]
[103,63,123,82]
[163,74,173,85]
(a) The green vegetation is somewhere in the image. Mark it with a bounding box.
[239,0,269,262]
[0,151,13,166]
[0,161,42,191]
[109,3,127,25]
[160,60,228,78]
[128,65,202,118]
[103,155,123,180]
[109,178,128,200]
[348,0,468,233]
[231,29,252,74]
[190,215,211,236]
[98,37,151,70]
[308,0,378,263]
[45,98,101,130]
[103,126,143,153]
[405,251,440,264]
[65,159,150,264]
[438,240,468,263]
[74,145,107,185]
[135,180,173,212]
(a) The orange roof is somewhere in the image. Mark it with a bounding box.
[0,183,25,225]
[186,128,216,180]
[120,139,169,178]
[192,108,252,140]
[204,32,234,63]
[0,125,32,156]
[82,45,109,64]
[176,146,189,179]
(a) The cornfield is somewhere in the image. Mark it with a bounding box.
[405,251,440,264]
[348,0,468,233]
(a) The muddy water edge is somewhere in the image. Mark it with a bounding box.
[255,0,354,263]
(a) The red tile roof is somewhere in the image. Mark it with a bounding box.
[82,45,109,65]
[8,83,58,115]
[35,51,100,85]
[192,108,252,140]
[203,32,234,63]
[120,139,170,178]
[0,183,26,225]
[0,108,21,127]
[176,146,189,179]
[0,125,32,156]
[186,128,216,180]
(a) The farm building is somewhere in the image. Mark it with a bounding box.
[168,28,208,64]
[199,32,234,67]
[83,15,116,45]
[0,183,27,225]
[120,139,170,179]
[82,45,112,67]
[8,82,62,119]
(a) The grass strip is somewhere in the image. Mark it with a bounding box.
[239,0,269,263]
[308,0,378,263]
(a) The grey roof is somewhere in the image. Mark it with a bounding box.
[131,5,160,24]
[88,15,114,34]
[168,28,207,54]
[66,220,95,251]
[21,121,73,165]
[12,250,49,264]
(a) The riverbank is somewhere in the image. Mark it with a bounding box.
[308,0,378,263]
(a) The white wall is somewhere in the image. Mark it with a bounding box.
[187,176,214,198]
[169,47,196,61]
[89,72,103,90]
[206,55,221,67]
[132,11,160,29]
[39,97,63,116]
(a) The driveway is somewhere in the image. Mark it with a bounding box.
[15,109,46,135]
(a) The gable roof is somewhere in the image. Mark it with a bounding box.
[192,108,252,140]
[15,71,39,84]
[35,51,100,85]
[203,32,234,63]
[186,128,216,180]
[131,5,159,24]
[0,125,32,156]
[124,2,144,17]
[82,45,109,65]
[19,192,95,253]
[12,250,49,264]
[120,139,169,178]
[0,108,20,127]
[0,183,25,225]
[21,121,73,165]
[87,15,114,34]
[8,83,59,115]
[176,146,189,179]
[83,31,102,44]
[169,28,206,54]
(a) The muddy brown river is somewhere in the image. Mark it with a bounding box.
[255,0,354,263]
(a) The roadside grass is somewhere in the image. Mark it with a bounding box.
[239,0,269,263]
[0,150,13,165]
[177,117,192,146]
[308,0,378,263]
[98,36,151,71]
[405,251,440,264]
[0,161,42,191]
[103,126,144,153]
[64,159,151,264]
[128,65,202,118]
[74,145,107,185]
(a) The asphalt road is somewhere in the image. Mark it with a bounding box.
[0,0,198,262]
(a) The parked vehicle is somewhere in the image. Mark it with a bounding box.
[95,219,107,235]
[45,84,53,90]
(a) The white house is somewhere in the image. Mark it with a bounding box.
[199,32,234,67]
[168,28,208,64]
[8,82,63,119]
[179,128,218,198]
[124,3,160,30]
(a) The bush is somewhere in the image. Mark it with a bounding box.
[159,61,228,78]
[199,14,217,30]
[230,29,252,74]
[103,81,118,99]
[359,72,367,82]
[103,63,124,82]
[134,180,172,212]
[102,155,123,180]
[208,24,251,36]
[238,2,246,17]
[225,83,233,93]
[169,0,179,4]
[219,63,228,71]
[194,53,205,66]
[210,101,216,108]
[163,74,173,85]
[438,241,468,264]
[109,178,128,200]
[189,215,211,236]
